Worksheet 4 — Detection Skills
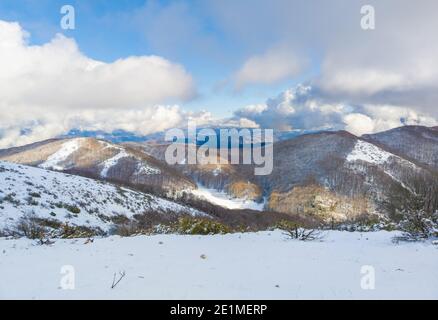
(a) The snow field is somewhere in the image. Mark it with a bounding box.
[0,230,437,299]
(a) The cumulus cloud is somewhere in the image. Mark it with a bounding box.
[233,46,306,90]
[0,105,214,148]
[235,85,347,131]
[0,21,196,110]
[204,0,438,116]
[0,20,198,148]
[345,105,438,135]
[313,1,438,114]
[233,85,437,136]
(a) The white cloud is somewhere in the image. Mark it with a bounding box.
[205,0,438,115]
[235,85,346,131]
[0,105,214,149]
[0,21,196,110]
[0,20,198,148]
[234,46,305,90]
[234,85,437,135]
[343,113,376,136]
[343,105,438,136]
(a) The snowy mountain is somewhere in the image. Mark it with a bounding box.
[0,161,206,233]
[1,126,437,223]
[0,137,196,194]
[130,128,438,221]
[62,127,317,145]
[363,125,438,170]
[261,130,438,220]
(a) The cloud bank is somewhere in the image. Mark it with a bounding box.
[234,85,437,136]
[202,0,438,116]
[2,0,438,147]
[0,20,198,148]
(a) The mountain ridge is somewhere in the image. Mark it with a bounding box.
[1,125,437,222]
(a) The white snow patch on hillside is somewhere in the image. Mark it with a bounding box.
[0,161,206,232]
[100,150,130,177]
[347,140,393,164]
[98,141,161,177]
[39,139,81,170]
[1,230,437,299]
[192,185,264,211]
[135,162,161,175]
[347,140,420,193]
[212,167,221,176]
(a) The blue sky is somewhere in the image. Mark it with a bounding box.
[0,0,311,117]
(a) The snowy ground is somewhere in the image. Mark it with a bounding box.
[1,230,437,299]
[191,185,264,211]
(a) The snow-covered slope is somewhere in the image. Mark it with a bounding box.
[263,131,438,219]
[0,137,196,193]
[345,139,425,194]
[129,130,438,219]
[39,139,82,170]
[0,161,205,232]
[0,230,437,299]
[2,130,437,221]
[363,125,438,170]
[346,140,393,164]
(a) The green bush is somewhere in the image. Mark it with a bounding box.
[58,223,102,239]
[111,222,149,237]
[65,205,81,214]
[29,192,41,198]
[177,217,231,235]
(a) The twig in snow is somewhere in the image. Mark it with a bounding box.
[111,271,126,289]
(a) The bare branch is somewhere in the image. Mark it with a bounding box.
[111,271,126,289]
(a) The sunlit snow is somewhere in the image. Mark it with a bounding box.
[192,185,264,211]
[1,230,437,299]
[346,140,392,164]
[39,139,82,170]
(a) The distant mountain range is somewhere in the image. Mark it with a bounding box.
[1,125,437,227]
[62,127,320,146]
[0,137,195,195]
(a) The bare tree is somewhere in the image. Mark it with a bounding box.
[277,221,324,241]
[394,197,438,242]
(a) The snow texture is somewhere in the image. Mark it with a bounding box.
[99,141,161,177]
[191,185,264,211]
[347,140,392,164]
[100,149,130,178]
[39,139,81,170]
[0,230,437,299]
[135,162,161,175]
[0,161,206,231]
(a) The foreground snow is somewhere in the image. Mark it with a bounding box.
[191,185,264,211]
[1,230,437,299]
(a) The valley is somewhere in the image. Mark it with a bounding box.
[1,125,438,230]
